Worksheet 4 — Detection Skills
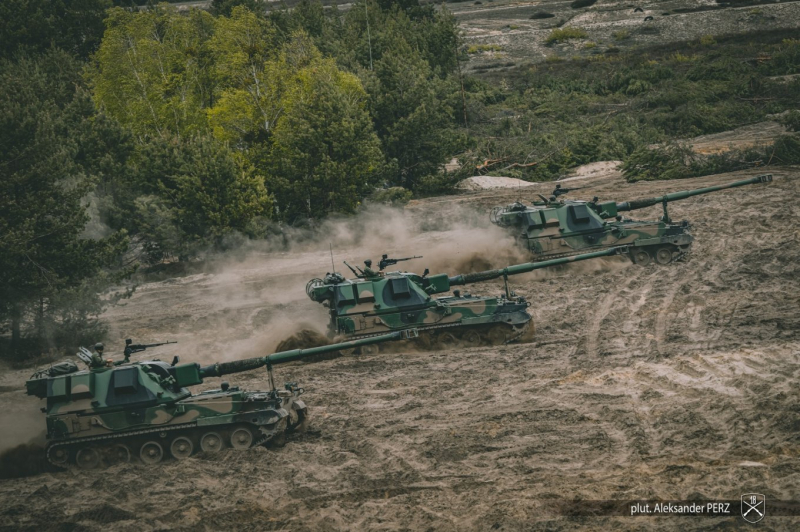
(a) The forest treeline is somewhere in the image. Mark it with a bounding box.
[1,0,464,357]
[2,0,799,358]
[461,32,800,182]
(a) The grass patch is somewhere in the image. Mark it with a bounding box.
[546,27,588,44]
[622,135,800,181]
[468,44,503,54]
[700,35,717,46]
[613,30,631,41]
[454,30,800,185]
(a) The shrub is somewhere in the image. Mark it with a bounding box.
[530,12,555,19]
[779,110,800,132]
[546,27,588,44]
[369,187,413,206]
[670,53,696,63]
[612,30,631,41]
[623,135,800,182]
[467,44,503,54]
[622,144,694,181]
[700,35,717,46]
[570,0,597,8]
[771,134,800,164]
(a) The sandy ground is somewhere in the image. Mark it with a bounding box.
[0,164,798,530]
[457,174,538,190]
[454,0,800,72]
[687,121,789,156]
[458,161,622,190]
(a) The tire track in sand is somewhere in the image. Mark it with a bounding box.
[654,267,684,356]
[585,275,637,357]
[655,238,730,354]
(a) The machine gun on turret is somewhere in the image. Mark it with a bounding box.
[25,331,414,468]
[379,254,423,271]
[306,247,624,345]
[490,174,773,266]
[552,184,586,197]
[122,339,177,364]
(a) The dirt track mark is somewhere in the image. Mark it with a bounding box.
[585,275,637,357]
[654,270,685,356]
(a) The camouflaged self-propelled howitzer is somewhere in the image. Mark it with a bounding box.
[491,174,772,266]
[25,332,410,469]
[306,248,623,350]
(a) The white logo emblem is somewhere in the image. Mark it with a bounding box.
[741,494,766,523]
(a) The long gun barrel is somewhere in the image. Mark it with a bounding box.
[553,185,585,197]
[124,340,177,355]
[379,255,423,270]
[440,247,623,290]
[196,331,409,380]
[608,174,772,217]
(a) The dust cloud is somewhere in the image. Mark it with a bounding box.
[0,391,52,479]
[0,169,796,531]
[101,203,532,366]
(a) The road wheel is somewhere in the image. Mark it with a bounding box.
[655,247,673,265]
[170,436,194,460]
[486,326,509,345]
[107,444,132,465]
[265,430,287,448]
[632,249,651,266]
[435,331,459,350]
[49,447,69,466]
[288,408,309,434]
[200,432,224,453]
[76,447,101,470]
[359,343,380,355]
[230,428,254,450]
[415,332,433,350]
[517,322,536,343]
[461,330,482,348]
[139,441,164,465]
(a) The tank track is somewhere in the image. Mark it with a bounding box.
[46,421,197,467]
[527,244,690,265]
[44,410,306,468]
[339,320,533,351]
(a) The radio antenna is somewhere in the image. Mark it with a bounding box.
[329,243,336,273]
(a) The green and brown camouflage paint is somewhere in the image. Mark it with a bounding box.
[306,248,624,345]
[490,175,772,266]
[24,332,409,467]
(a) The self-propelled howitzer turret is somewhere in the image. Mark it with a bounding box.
[306,247,624,349]
[491,174,772,266]
[25,332,410,469]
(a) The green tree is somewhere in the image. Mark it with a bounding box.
[0,0,112,59]
[268,50,384,220]
[0,51,129,355]
[365,44,458,188]
[207,5,280,144]
[335,1,458,75]
[210,0,267,17]
[210,32,383,222]
[129,136,273,260]
[326,2,460,189]
[91,6,216,139]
